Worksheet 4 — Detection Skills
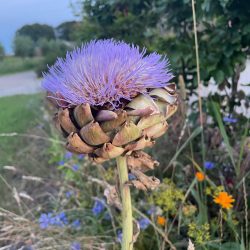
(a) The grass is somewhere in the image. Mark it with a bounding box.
[0,94,43,165]
[0,56,43,75]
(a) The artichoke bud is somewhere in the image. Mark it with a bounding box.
[112,121,142,146]
[58,108,78,134]
[95,143,125,159]
[80,121,110,146]
[66,132,94,154]
[73,103,94,127]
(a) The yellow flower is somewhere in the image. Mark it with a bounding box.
[214,191,235,209]
[195,172,205,182]
[157,216,166,226]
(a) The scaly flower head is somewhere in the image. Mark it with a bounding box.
[42,39,173,109]
[214,191,235,209]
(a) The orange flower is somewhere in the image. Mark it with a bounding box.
[214,191,235,209]
[157,216,166,226]
[195,172,205,182]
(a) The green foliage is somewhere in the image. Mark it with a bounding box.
[0,56,42,75]
[16,23,55,42]
[75,0,250,111]
[13,35,35,57]
[188,222,211,245]
[56,21,80,41]
[0,43,5,60]
[153,178,184,214]
[35,39,72,76]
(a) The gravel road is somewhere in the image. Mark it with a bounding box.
[0,71,43,97]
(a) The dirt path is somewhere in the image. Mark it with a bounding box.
[0,71,42,97]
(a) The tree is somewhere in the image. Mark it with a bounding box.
[56,21,80,41]
[16,23,55,42]
[74,0,163,46]
[0,43,5,60]
[75,0,250,112]
[13,36,35,57]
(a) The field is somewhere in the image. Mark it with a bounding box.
[0,56,42,75]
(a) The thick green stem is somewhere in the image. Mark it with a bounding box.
[116,156,133,250]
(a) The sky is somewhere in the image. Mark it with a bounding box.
[0,0,79,54]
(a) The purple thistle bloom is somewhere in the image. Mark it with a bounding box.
[42,39,173,109]
[204,161,215,170]
[92,200,105,216]
[71,242,81,250]
[223,116,238,123]
[138,218,150,230]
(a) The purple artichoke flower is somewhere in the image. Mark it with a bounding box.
[42,39,173,109]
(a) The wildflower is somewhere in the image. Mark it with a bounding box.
[71,242,81,250]
[213,191,235,209]
[39,213,53,229]
[92,200,105,216]
[58,160,65,166]
[204,161,215,170]
[157,216,166,226]
[104,212,111,221]
[78,154,85,160]
[42,40,173,108]
[138,218,150,230]
[128,173,136,180]
[153,178,184,214]
[182,205,197,217]
[117,230,123,243]
[147,206,157,215]
[223,116,237,123]
[72,164,79,171]
[195,172,205,182]
[64,151,73,159]
[188,222,210,244]
[72,219,81,229]
[65,190,74,198]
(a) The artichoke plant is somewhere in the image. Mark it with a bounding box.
[42,40,177,250]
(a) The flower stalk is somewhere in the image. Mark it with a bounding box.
[116,156,133,250]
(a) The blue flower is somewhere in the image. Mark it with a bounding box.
[64,151,73,160]
[117,230,123,243]
[72,164,79,171]
[58,212,68,225]
[66,191,74,198]
[71,242,81,250]
[78,154,85,160]
[138,218,150,230]
[204,161,215,170]
[128,173,136,180]
[39,213,54,229]
[92,200,105,216]
[104,212,111,221]
[147,206,156,215]
[42,39,173,109]
[72,219,81,229]
[58,160,65,166]
[223,116,238,123]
